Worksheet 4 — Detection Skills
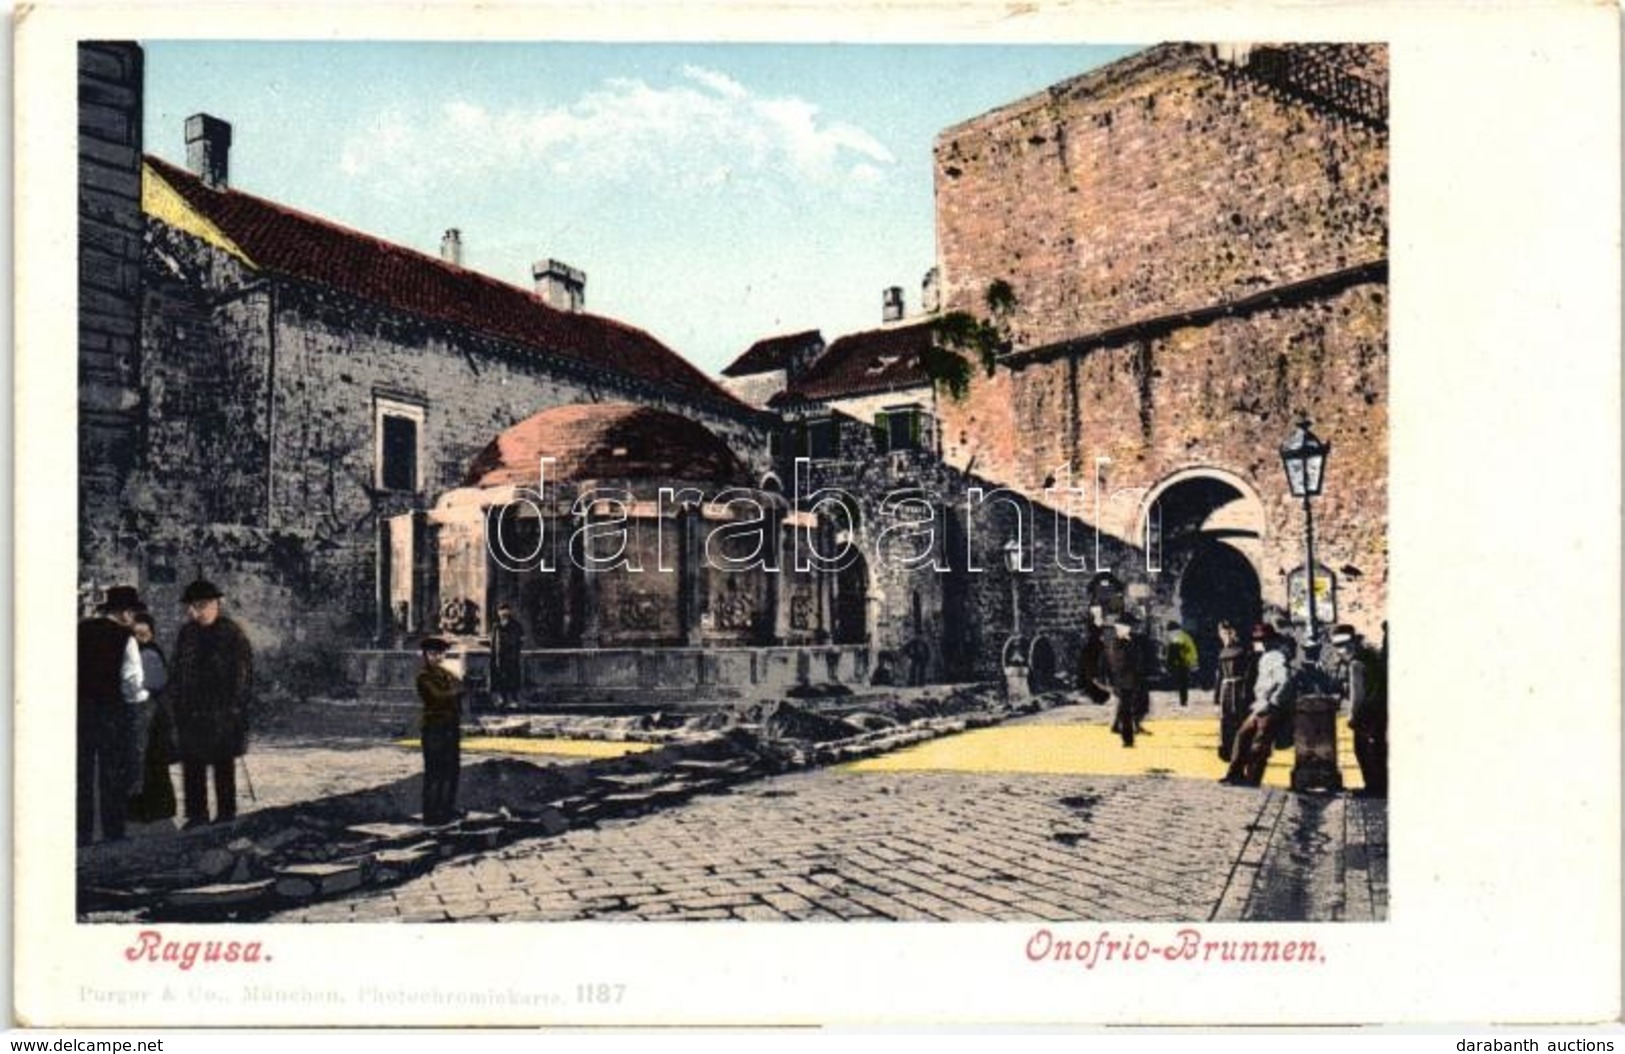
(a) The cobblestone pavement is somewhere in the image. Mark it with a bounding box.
[272,702,1387,924]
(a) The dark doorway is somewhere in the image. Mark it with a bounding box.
[1028,636,1059,691]
[1177,539,1262,687]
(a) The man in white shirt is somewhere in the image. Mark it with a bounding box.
[1219,623,1292,787]
[77,585,148,845]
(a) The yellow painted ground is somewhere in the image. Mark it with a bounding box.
[845,718,1365,790]
[395,737,654,758]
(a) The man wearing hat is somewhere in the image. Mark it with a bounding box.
[415,636,465,826]
[77,585,151,844]
[1104,613,1153,747]
[1220,623,1294,786]
[1332,624,1387,798]
[169,579,254,828]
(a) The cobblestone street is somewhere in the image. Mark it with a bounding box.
[270,702,1387,925]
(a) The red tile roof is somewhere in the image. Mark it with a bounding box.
[144,155,743,409]
[772,320,936,405]
[464,402,745,488]
[721,329,823,377]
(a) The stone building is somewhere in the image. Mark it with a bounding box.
[931,42,1388,673]
[78,43,772,683]
[134,140,765,657]
[718,329,824,410]
[78,42,147,616]
[751,295,1139,686]
[79,39,1388,700]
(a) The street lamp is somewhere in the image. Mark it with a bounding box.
[1002,537,1024,641]
[1279,419,1331,645]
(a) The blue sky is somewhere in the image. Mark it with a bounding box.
[143,42,1141,374]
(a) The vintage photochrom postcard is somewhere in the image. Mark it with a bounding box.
[12,0,1621,1029]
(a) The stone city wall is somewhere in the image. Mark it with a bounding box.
[933,44,1388,638]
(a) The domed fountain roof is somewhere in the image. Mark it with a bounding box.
[464,402,747,489]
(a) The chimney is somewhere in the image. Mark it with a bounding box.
[441,229,463,266]
[184,113,232,191]
[533,259,586,313]
[882,286,905,323]
[921,267,941,314]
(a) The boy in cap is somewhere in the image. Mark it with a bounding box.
[416,637,464,825]
[1332,624,1387,797]
[77,585,150,844]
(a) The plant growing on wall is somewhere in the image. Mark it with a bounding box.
[927,279,1018,400]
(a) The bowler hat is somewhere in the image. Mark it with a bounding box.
[100,585,146,613]
[180,579,224,603]
[1330,624,1358,646]
[421,636,452,654]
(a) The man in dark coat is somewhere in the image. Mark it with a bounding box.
[1104,614,1152,747]
[1078,620,1110,705]
[488,602,525,711]
[169,580,254,829]
[78,585,150,845]
[1332,624,1388,798]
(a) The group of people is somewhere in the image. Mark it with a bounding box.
[1215,618,1387,796]
[1080,609,1388,796]
[77,579,255,845]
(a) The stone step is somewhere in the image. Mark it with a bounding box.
[345,822,430,846]
[592,772,673,791]
[274,862,368,900]
[371,846,438,884]
[166,879,276,911]
[447,826,508,852]
[673,758,754,776]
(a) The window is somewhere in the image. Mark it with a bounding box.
[375,397,425,492]
[798,417,839,461]
[875,404,930,453]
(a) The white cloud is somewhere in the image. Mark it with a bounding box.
[680,64,749,100]
[336,65,894,194]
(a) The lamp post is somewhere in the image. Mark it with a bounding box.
[1279,419,1331,646]
[1002,538,1024,641]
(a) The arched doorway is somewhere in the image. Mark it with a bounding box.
[1177,539,1262,682]
[1028,635,1060,691]
[833,554,870,645]
[1142,470,1266,685]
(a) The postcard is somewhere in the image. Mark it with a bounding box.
[13,0,1621,1029]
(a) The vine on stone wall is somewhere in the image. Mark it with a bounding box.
[927,280,1018,400]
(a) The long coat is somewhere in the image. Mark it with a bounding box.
[489,616,525,693]
[1104,632,1153,719]
[169,616,253,762]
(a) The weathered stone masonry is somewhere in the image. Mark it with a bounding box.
[134,219,770,660]
[83,44,773,683]
[78,42,146,603]
[932,43,1388,640]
